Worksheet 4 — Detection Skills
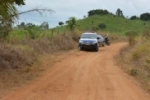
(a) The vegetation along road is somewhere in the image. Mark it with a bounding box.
[1,43,149,100]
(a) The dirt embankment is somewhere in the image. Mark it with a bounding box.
[1,43,149,100]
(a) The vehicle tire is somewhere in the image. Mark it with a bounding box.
[95,47,99,52]
[102,44,105,47]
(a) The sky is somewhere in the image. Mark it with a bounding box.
[17,0,150,28]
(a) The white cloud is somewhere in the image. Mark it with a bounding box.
[17,0,150,28]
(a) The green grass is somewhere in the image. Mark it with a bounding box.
[76,15,150,34]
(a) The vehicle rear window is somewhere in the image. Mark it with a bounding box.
[81,34,97,39]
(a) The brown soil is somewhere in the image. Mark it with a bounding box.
[1,43,149,100]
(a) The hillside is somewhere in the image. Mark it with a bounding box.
[76,14,150,34]
[9,14,150,40]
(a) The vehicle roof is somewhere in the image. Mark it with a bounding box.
[82,32,97,34]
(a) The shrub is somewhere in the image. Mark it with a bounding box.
[125,31,138,46]
[98,23,106,30]
[130,69,138,76]
[142,28,150,39]
[0,43,36,70]
[71,29,81,42]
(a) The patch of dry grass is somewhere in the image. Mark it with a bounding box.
[116,36,150,93]
[0,32,78,93]
[0,43,36,70]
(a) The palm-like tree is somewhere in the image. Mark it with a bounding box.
[66,17,79,31]
[0,0,25,37]
[0,0,53,38]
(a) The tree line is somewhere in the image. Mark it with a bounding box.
[88,9,111,17]
[130,13,150,21]
[88,8,150,21]
[88,9,124,17]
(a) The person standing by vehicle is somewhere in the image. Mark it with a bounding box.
[105,34,110,45]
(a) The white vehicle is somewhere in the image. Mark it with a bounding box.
[78,32,99,51]
[97,35,105,47]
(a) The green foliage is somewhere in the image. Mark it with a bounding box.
[98,23,106,30]
[116,8,124,17]
[0,0,53,39]
[40,22,49,30]
[17,22,26,30]
[130,16,139,20]
[58,22,64,26]
[0,0,25,38]
[66,17,79,31]
[88,9,110,17]
[140,13,150,21]
[25,26,42,39]
[76,15,150,34]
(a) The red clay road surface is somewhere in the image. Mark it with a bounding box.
[1,43,149,100]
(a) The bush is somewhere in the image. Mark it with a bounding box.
[143,28,150,39]
[98,23,106,30]
[125,31,138,46]
[0,33,76,71]
[0,43,36,70]
[130,69,138,76]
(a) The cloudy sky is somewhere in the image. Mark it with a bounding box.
[17,0,150,28]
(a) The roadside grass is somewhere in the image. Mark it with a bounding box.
[0,43,36,70]
[0,30,80,92]
[116,29,150,93]
[0,62,43,89]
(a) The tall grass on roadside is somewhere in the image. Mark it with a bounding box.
[0,32,78,91]
[117,29,150,93]
[125,31,138,46]
[0,43,36,70]
[142,27,150,39]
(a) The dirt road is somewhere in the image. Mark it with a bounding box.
[1,43,149,100]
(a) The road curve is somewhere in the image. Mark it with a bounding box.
[1,43,149,100]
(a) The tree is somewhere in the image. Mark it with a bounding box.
[66,17,79,31]
[20,22,25,27]
[0,0,25,38]
[116,8,124,17]
[88,9,110,17]
[17,22,25,29]
[58,22,64,26]
[130,16,138,20]
[0,0,53,38]
[26,23,35,28]
[83,15,86,18]
[40,22,49,30]
[140,13,150,21]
